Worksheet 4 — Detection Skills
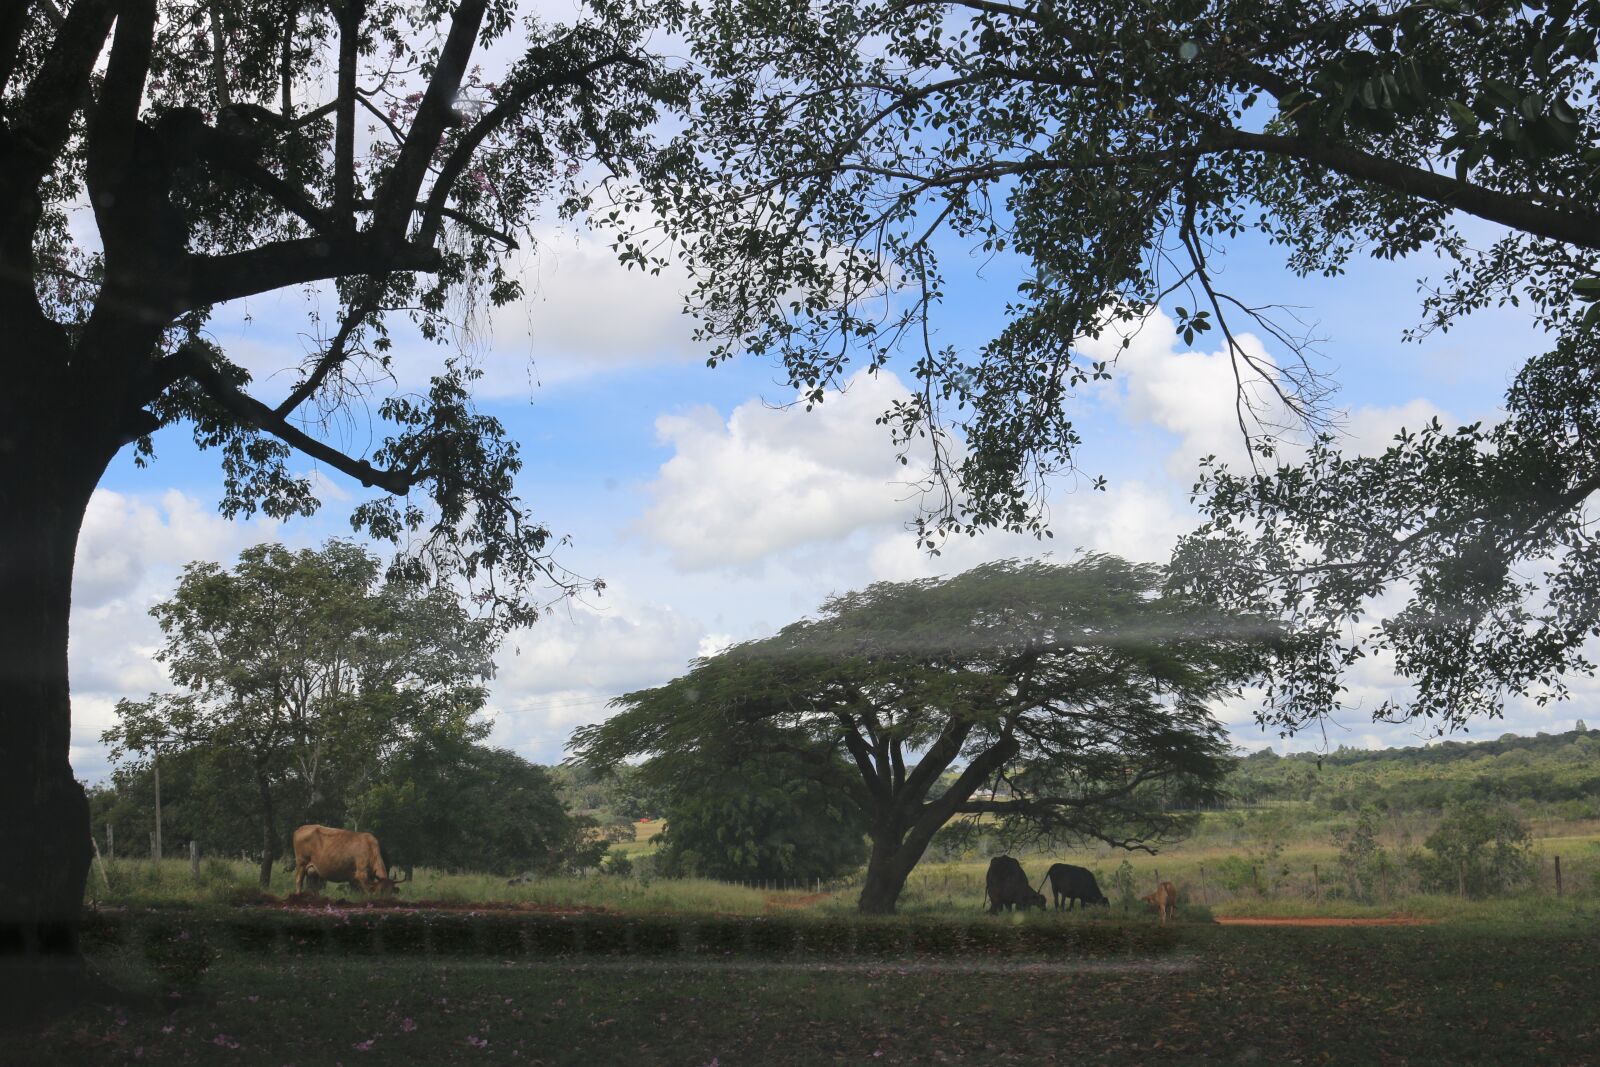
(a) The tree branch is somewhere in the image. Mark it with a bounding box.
[834,709,886,800]
[272,278,383,417]
[9,0,115,183]
[371,0,487,237]
[181,234,441,311]
[168,343,419,494]
[417,47,645,246]
[334,0,362,226]
[1209,130,1600,251]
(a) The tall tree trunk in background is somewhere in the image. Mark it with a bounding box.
[256,770,278,889]
[0,340,119,1010]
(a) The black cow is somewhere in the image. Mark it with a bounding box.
[1043,863,1110,911]
[985,855,1047,914]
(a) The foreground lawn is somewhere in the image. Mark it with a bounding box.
[23,918,1600,1064]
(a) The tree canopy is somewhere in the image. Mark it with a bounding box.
[2,0,677,972]
[643,751,870,883]
[353,741,607,878]
[103,540,495,886]
[574,555,1263,912]
[645,0,1600,734]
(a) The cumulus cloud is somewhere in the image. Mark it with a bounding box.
[637,369,932,569]
[865,480,1191,582]
[69,489,281,782]
[482,592,708,761]
[1084,307,1461,479]
[481,225,700,392]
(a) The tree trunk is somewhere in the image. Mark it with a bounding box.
[856,825,937,915]
[0,405,113,1011]
[256,772,277,890]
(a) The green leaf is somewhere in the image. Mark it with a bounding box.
[1445,100,1480,131]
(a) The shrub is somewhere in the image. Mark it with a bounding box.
[1414,801,1533,898]
[1333,808,1396,903]
[1108,859,1139,911]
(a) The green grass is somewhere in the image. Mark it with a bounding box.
[29,917,1600,1064]
[89,815,1600,929]
[86,856,821,915]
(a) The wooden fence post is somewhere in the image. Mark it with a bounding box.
[90,835,111,890]
[1555,855,1563,899]
[1313,864,1320,901]
[191,840,201,882]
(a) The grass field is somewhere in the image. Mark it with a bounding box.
[37,815,1600,1063]
[85,810,1600,924]
[27,916,1600,1064]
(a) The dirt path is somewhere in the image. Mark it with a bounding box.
[1215,916,1432,927]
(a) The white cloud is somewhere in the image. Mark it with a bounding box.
[74,489,279,609]
[481,225,701,391]
[865,480,1190,582]
[69,489,282,782]
[1085,307,1462,479]
[637,369,932,569]
[1338,398,1453,456]
[481,591,708,761]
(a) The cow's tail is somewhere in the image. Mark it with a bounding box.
[1034,871,1051,897]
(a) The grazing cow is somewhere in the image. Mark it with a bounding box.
[291,824,406,895]
[985,855,1047,914]
[1142,880,1177,924]
[1042,863,1110,911]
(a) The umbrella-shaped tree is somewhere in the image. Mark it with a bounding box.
[575,555,1271,913]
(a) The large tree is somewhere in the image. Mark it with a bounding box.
[644,0,1600,736]
[653,0,1599,522]
[0,0,672,992]
[574,556,1261,913]
[103,541,495,887]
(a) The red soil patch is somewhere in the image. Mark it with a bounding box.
[1215,916,1432,927]
[270,894,604,916]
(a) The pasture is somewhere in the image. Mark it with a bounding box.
[26,913,1600,1064]
[40,814,1599,1062]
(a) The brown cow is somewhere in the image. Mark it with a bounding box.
[292,824,405,895]
[1142,880,1177,924]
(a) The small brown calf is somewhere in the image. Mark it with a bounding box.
[1142,880,1178,924]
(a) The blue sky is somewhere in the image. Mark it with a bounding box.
[68,157,1582,783]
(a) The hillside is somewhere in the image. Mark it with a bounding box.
[1227,725,1600,818]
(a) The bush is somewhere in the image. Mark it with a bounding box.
[1333,808,1396,903]
[1210,855,1261,895]
[1413,801,1533,898]
[602,853,634,878]
[1108,859,1139,911]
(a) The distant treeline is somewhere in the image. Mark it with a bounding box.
[1228,725,1600,816]
[87,740,607,880]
